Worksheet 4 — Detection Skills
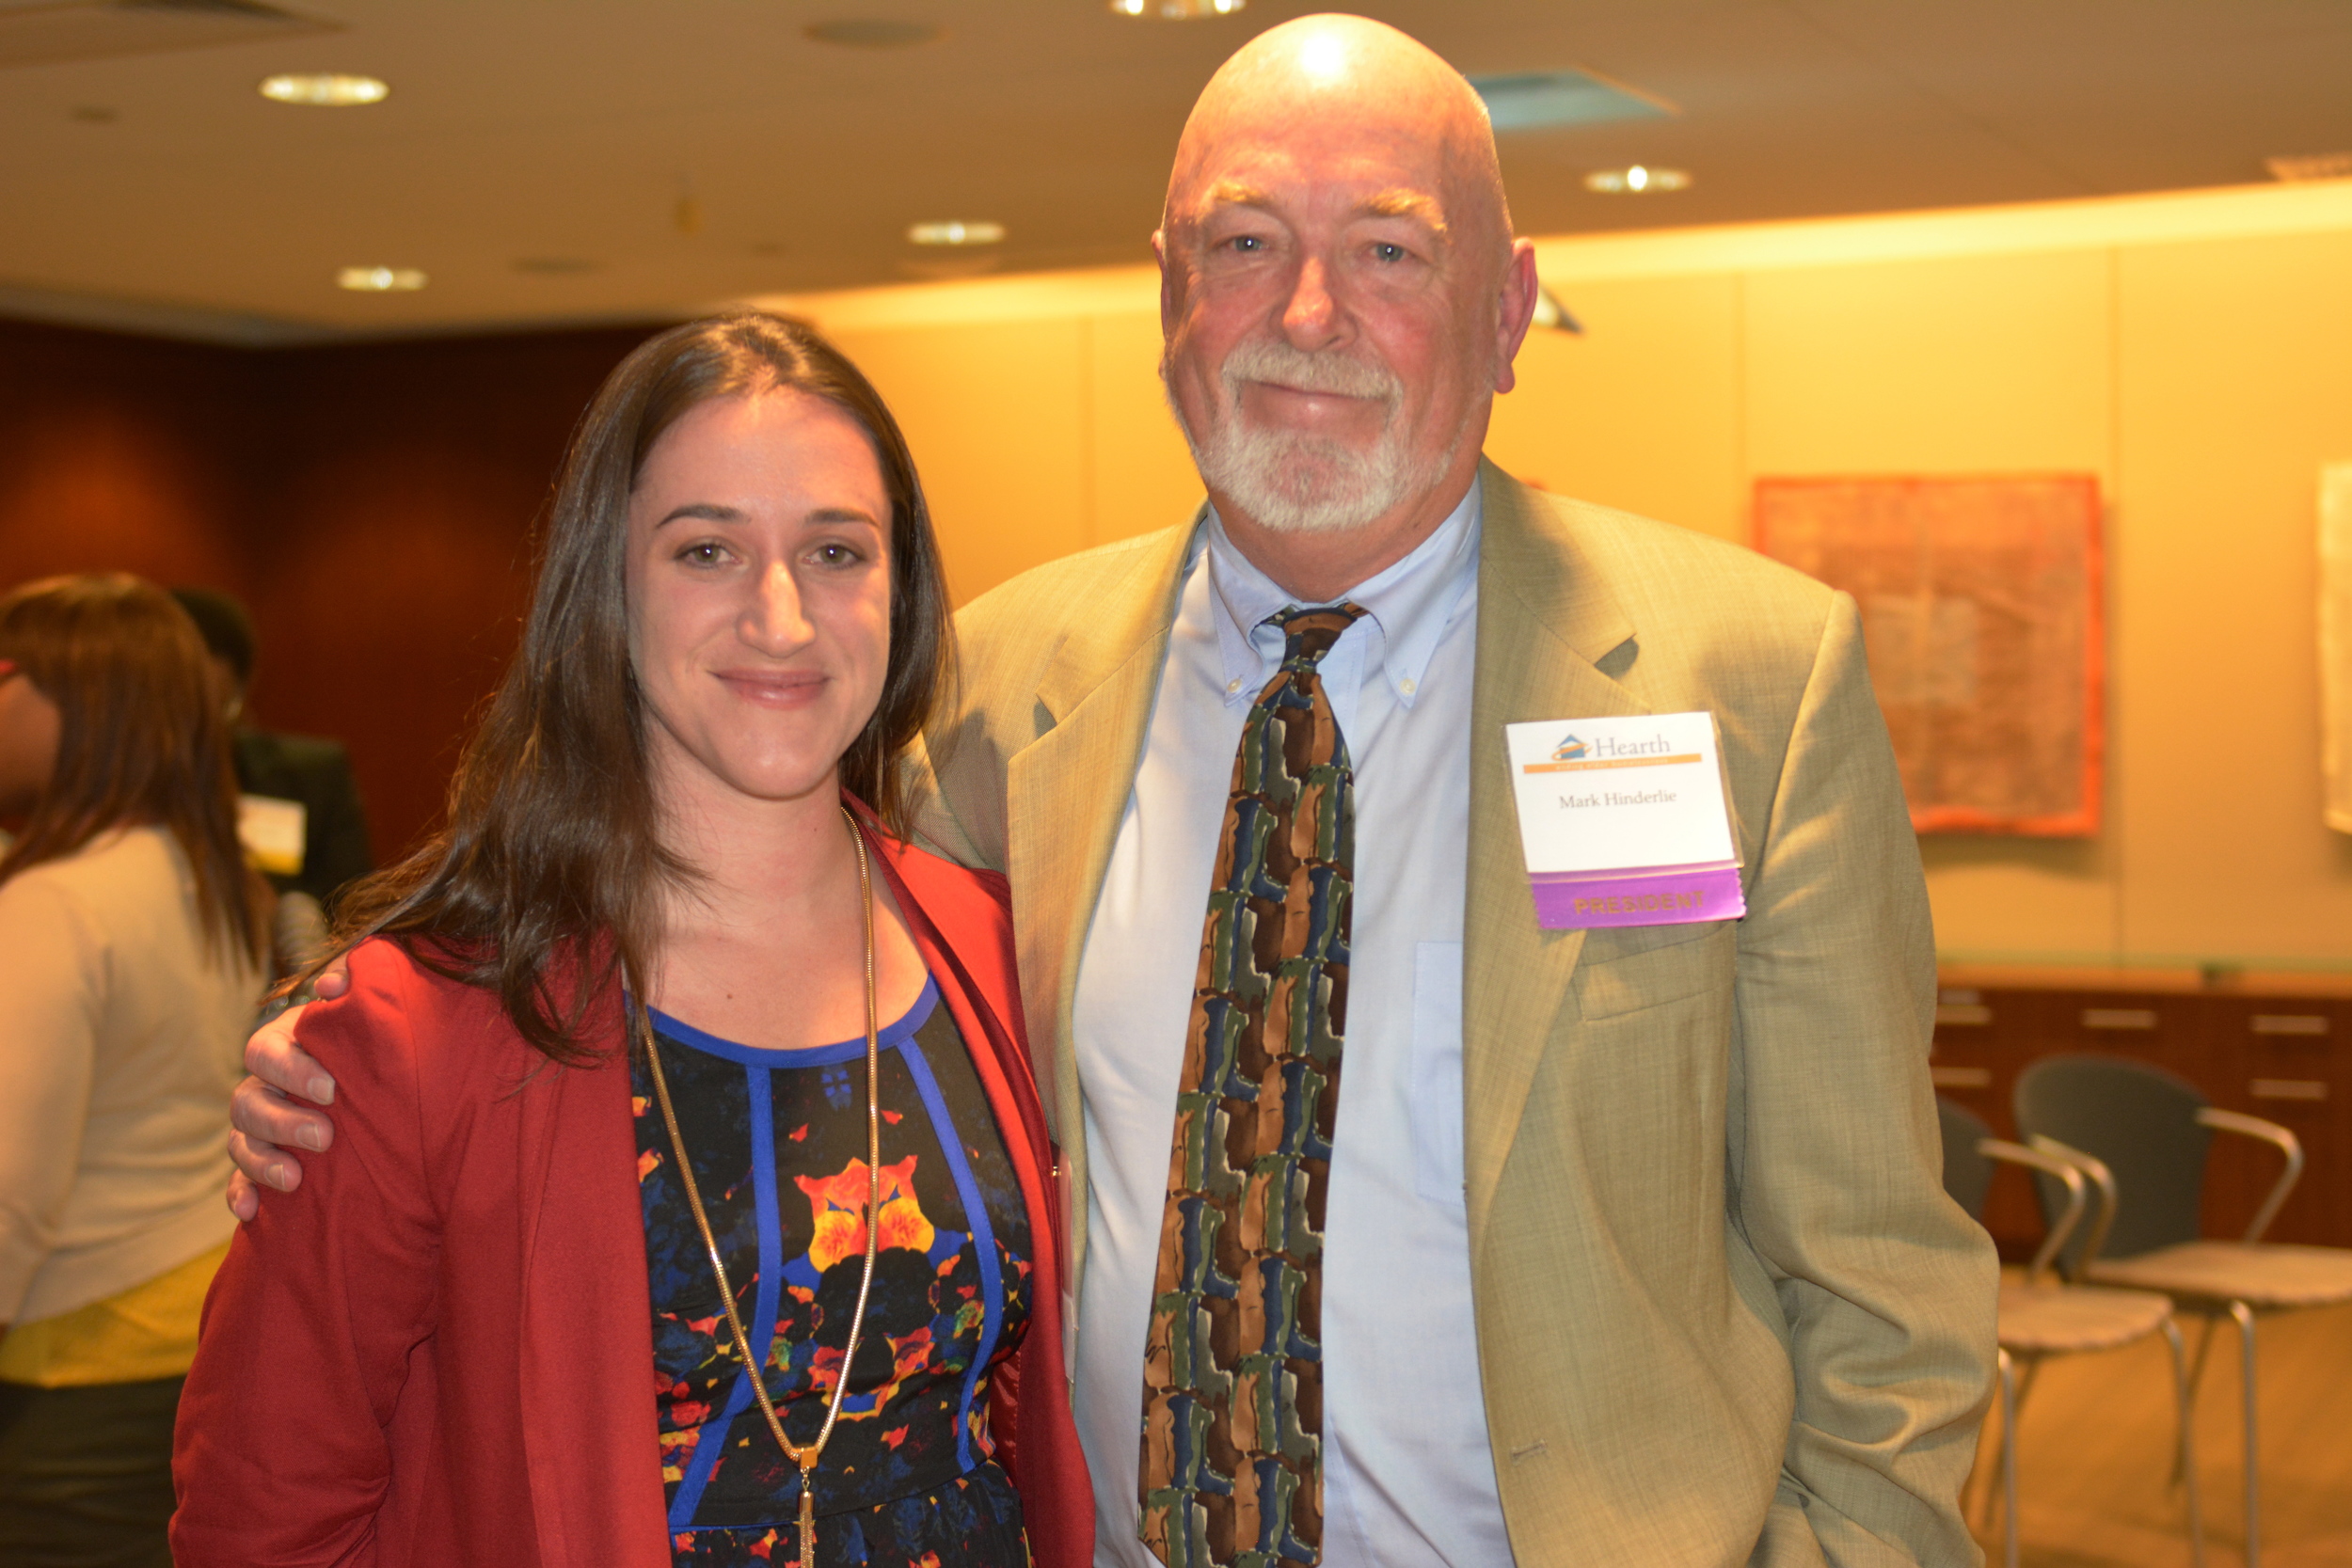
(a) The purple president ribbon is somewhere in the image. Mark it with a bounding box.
[1530,863,1746,929]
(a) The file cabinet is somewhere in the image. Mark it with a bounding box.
[1929,967,2352,1257]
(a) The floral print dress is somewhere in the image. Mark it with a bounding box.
[632,978,1034,1567]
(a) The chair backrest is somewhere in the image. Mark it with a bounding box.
[2013,1053,2211,1262]
[1935,1097,1996,1221]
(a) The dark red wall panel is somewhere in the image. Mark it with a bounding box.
[0,317,662,865]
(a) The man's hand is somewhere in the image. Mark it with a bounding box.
[225,955,351,1220]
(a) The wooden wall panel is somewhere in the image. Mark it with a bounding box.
[0,320,259,600]
[0,318,658,866]
[242,328,655,863]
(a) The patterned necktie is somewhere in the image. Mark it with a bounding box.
[1141,602,1366,1568]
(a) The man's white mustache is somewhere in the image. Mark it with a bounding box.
[1220,341,1401,407]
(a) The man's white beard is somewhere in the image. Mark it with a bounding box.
[1169,340,1461,536]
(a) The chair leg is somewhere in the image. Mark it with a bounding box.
[1976,1353,2044,1535]
[2160,1316,2207,1568]
[1977,1363,2012,1532]
[2014,1355,2044,1418]
[2231,1303,2259,1568]
[1998,1348,2022,1568]
[1975,1357,2007,1532]
[2172,1313,2220,1490]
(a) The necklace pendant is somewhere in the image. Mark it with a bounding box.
[797,1484,817,1568]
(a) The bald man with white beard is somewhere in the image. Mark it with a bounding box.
[229,15,1997,1567]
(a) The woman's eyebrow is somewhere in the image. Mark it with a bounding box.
[655,502,743,529]
[653,502,883,529]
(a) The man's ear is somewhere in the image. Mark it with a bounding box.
[1154,228,1178,341]
[1492,240,1540,395]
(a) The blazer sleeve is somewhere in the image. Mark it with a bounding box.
[1729,595,1999,1568]
[171,941,443,1568]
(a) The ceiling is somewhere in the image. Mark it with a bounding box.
[2,0,2348,343]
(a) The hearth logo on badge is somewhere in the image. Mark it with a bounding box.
[1552,734,1589,762]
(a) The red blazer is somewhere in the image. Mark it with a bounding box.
[173,821,1093,1568]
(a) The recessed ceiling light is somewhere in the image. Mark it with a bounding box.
[908,220,1005,246]
[1108,0,1246,18]
[337,266,426,292]
[804,20,943,47]
[260,73,389,107]
[1584,165,1690,194]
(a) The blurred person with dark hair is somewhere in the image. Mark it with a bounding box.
[168,586,373,916]
[0,574,270,1567]
[169,314,1089,1568]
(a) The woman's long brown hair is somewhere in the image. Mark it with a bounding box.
[0,573,267,968]
[328,312,955,1063]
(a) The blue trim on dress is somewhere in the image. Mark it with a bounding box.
[648,980,940,1068]
[898,1034,1004,1474]
[669,1060,785,1529]
[650,978,948,1530]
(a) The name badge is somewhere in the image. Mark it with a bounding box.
[1503,712,1744,929]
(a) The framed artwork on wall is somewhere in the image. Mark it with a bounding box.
[2324,462,2352,834]
[1755,473,2104,835]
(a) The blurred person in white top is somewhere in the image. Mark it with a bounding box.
[0,574,269,1565]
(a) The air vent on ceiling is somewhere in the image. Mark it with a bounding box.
[0,0,339,71]
[1467,69,1676,134]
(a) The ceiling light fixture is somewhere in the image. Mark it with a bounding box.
[907,220,1005,246]
[337,265,425,292]
[1108,0,1245,19]
[1584,165,1690,194]
[260,72,389,106]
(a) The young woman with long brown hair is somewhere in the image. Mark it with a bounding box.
[170,314,1090,1568]
[0,574,270,1565]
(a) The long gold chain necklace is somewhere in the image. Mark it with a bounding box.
[637,806,882,1568]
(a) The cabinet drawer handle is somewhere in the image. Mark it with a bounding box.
[2250,1015,2329,1037]
[1936,1004,1992,1026]
[2249,1079,2328,1102]
[1931,1066,1993,1089]
[2082,1007,2158,1030]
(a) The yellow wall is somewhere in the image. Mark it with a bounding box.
[759,181,2352,971]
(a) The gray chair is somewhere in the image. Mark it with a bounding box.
[2015,1054,2352,1568]
[1937,1098,2205,1568]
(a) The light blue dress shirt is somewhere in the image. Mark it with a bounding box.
[1069,483,1516,1568]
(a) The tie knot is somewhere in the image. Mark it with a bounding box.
[1270,602,1367,671]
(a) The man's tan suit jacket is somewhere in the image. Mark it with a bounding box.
[912,462,1999,1567]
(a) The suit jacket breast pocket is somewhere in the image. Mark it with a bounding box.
[1571,920,1735,1022]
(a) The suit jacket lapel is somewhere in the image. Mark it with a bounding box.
[1008,516,1200,1146]
[1462,462,1648,1237]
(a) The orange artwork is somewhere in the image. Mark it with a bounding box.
[1755,474,2104,835]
